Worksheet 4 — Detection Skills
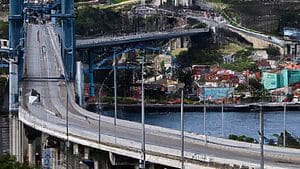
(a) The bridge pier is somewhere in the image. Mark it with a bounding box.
[9,115,25,162]
[75,61,84,106]
[169,36,190,50]
[84,147,89,159]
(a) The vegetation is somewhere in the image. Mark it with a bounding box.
[274,131,300,148]
[76,7,123,36]
[111,0,129,4]
[279,9,300,32]
[0,155,34,169]
[219,43,245,55]
[0,20,8,39]
[76,6,180,36]
[221,58,258,72]
[266,46,280,60]
[229,134,256,143]
[176,48,222,66]
[0,77,7,93]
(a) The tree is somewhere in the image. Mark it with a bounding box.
[266,46,280,60]
[0,21,8,39]
[0,155,34,169]
[176,67,193,88]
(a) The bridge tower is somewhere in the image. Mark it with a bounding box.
[9,0,25,161]
[61,0,75,79]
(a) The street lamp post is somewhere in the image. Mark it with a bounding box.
[221,99,224,138]
[203,88,207,142]
[113,50,117,126]
[97,87,101,143]
[65,76,70,169]
[180,88,184,169]
[140,51,146,169]
[259,104,264,169]
[283,103,286,147]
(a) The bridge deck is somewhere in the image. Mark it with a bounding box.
[20,23,300,169]
[76,28,209,49]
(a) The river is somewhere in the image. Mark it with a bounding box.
[101,110,300,141]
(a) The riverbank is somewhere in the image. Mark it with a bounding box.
[87,103,300,113]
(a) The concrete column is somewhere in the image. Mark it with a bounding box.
[94,160,99,169]
[176,38,181,48]
[73,143,79,155]
[52,148,58,169]
[174,0,178,6]
[84,147,89,159]
[149,163,155,169]
[51,10,57,25]
[75,61,83,106]
[28,143,33,164]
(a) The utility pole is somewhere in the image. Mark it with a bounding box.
[259,104,264,169]
[221,99,224,138]
[66,78,70,169]
[98,87,101,143]
[113,50,117,126]
[283,103,286,147]
[203,88,206,142]
[140,52,146,169]
[180,88,184,169]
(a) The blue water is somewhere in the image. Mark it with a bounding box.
[102,110,300,141]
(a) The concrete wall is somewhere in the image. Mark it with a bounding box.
[228,27,285,55]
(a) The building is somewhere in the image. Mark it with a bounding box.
[200,87,234,101]
[283,27,300,60]
[262,71,281,90]
[262,69,300,90]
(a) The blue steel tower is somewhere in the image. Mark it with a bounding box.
[61,0,75,79]
[9,0,24,80]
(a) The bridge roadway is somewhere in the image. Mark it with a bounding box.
[76,28,209,49]
[19,23,300,169]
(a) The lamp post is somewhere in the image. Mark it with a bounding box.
[97,85,101,143]
[203,88,207,142]
[180,88,184,169]
[283,103,286,147]
[259,103,264,169]
[221,99,224,138]
[98,70,114,142]
[140,51,146,169]
[64,74,70,169]
[113,50,117,126]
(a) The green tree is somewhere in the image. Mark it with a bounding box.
[0,21,8,39]
[221,58,258,72]
[176,67,193,88]
[0,155,34,169]
[279,9,300,30]
[266,46,280,60]
[76,7,122,36]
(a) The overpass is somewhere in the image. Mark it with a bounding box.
[14,23,300,169]
[76,28,209,49]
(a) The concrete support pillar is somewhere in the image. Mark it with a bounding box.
[52,148,58,169]
[10,115,23,162]
[73,143,79,155]
[75,61,83,106]
[51,10,57,25]
[109,152,116,165]
[84,147,89,159]
[174,0,178,6]
[176,37,182,48]
[94,160,99,169]
[149,163,155,169]
[28,143,33,164]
